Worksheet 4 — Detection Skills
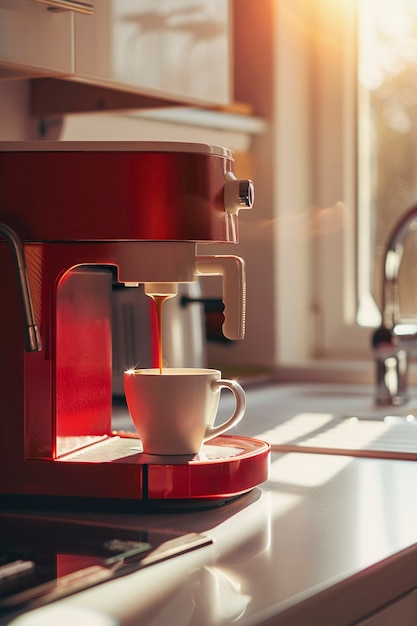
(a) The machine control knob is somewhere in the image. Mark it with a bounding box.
[238,180,254,208]
[224,172,254,214]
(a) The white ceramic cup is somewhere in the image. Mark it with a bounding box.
[124,368,246,455]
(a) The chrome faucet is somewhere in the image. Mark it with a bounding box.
[372,204,417,405]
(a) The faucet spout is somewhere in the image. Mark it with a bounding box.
[372,204,417,405]
[0,223,42,353]
[382,204,417,328]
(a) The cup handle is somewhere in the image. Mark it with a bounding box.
[203,379,246,442]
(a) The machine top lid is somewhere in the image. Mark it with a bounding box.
[0,141,233,158]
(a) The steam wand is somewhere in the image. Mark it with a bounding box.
[0,223,42,352]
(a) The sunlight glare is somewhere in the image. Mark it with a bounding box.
[359,0,417,90]
[269,453,351,489]
[257,413,334,446]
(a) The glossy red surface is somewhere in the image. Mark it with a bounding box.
[0,149,237,243]
[147,436,271,500]
[55,268,112,449]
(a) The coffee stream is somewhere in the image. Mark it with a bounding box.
[151,294,170,374]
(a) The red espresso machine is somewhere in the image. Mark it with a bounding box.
[0,142,269,508]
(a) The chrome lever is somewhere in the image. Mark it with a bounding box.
[0,224,42,353]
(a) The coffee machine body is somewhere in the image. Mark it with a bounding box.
[0,142,269,506]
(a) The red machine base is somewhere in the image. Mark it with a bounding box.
[1,436,270,511]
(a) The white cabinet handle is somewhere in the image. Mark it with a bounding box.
[32,0,93,15]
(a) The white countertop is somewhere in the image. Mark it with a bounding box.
[5,382,417,626]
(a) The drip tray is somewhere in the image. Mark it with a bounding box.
[54,435,271,502]
[258,412,417,460]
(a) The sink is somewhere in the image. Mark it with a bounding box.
[257,411,417,460]
[228,382,417,461]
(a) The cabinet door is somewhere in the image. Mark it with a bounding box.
[75,0,230,105]
[0,0,73,77]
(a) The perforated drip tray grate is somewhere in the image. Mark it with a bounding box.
[258,412,417,460]
[56,435,246,464]
[56,435,143,462]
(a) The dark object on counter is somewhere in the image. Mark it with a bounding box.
[0,513,213,612]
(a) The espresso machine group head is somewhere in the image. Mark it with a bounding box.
[0,142,269,507]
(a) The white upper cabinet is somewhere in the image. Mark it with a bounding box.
[0,0,75,77]
[0,0,230,105]
[74,0,231,105]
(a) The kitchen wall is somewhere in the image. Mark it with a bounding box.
[0,80,36,140]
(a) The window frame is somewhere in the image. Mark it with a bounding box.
[304,0,372,361]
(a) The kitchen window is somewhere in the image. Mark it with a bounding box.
[358,0,417,325]
[307,0,417,366]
